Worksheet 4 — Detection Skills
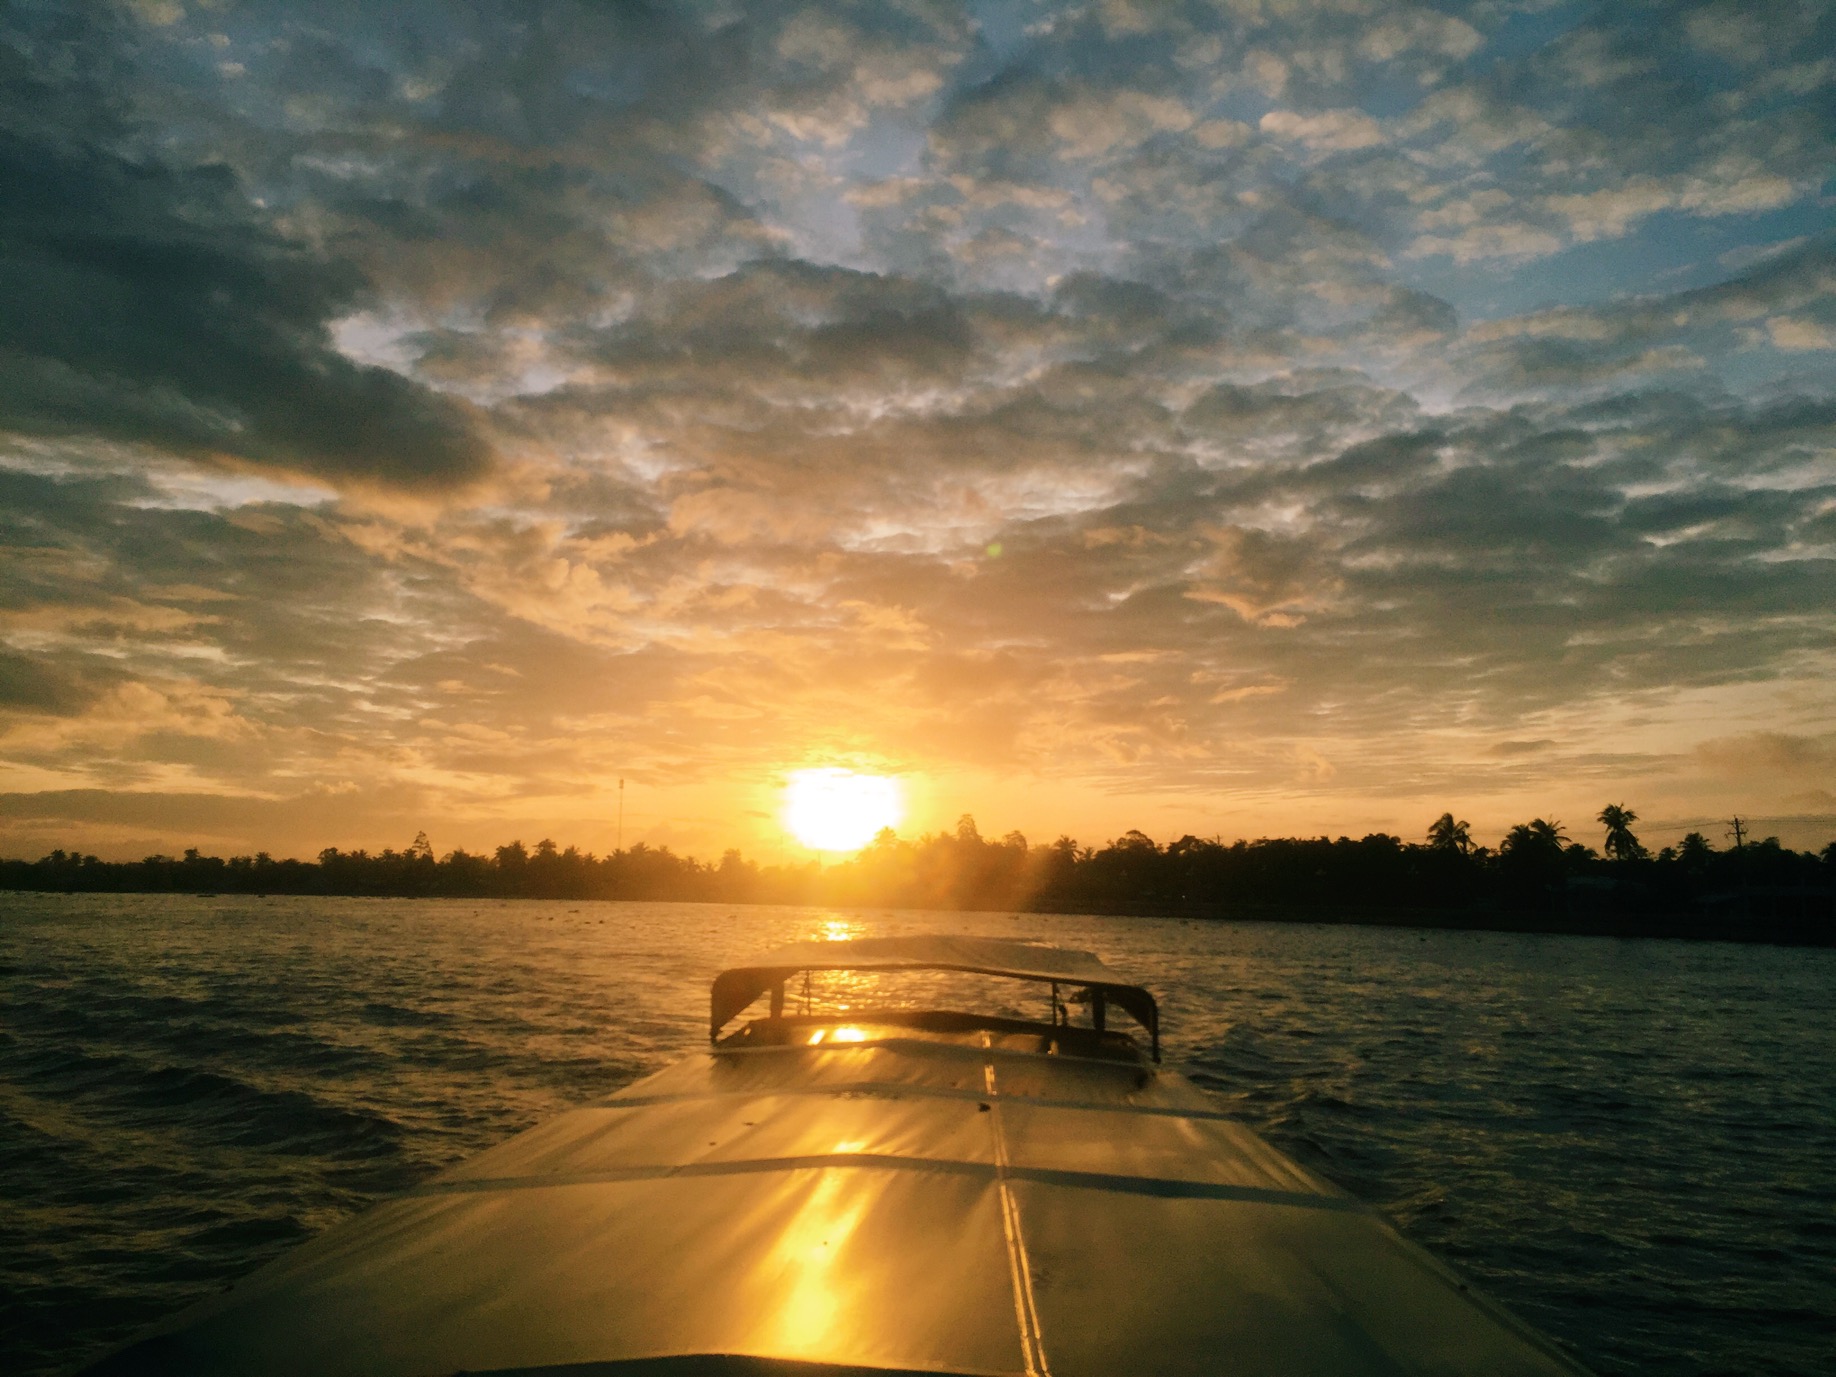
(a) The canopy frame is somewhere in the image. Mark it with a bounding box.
[709,935,1160,1061]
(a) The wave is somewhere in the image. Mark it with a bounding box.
[2,894,1832,1377]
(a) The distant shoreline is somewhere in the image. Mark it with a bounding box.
[5,820,1831,949]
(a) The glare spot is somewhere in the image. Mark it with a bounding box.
[783,768,902,852]
[766,1175,866,1354]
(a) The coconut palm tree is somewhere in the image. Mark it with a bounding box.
[1502,817,1567,854]
[1427,812,1473,854]
[1597,804,1646,861]
[1497,818,1570,905]
[1499,818,1570,869]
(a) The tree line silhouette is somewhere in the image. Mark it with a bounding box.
[4,808,1831,942]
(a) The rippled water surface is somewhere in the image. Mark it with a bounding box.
[3,895,1833,1375]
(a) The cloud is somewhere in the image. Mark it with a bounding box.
[0,649,111,716]
[1767,316,1836,351]
[0,0,1832,856]
[1454,234,1836,393]
[1696,732,1836,780]
[0,15,493,489]
[1258,108,1384,153]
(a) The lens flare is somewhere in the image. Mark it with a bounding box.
[783,769,902,852]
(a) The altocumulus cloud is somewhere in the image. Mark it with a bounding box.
[0,0,1831,858]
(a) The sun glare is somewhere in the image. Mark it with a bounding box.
[783,768,902,853]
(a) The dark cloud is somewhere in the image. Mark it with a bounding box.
[0,649,107,715]
[0,9,491,488]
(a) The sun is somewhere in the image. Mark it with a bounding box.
[783,769,902,853]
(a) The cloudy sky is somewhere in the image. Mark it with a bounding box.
[2,0,1832,862]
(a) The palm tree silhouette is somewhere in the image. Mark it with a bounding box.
[1510,817,1565,846]
[1501,818,1568,862]
[1597,804,1645,861]
[1427,812,1473,854]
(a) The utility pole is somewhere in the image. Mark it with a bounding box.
[618,778,625,854]
[1726,814,1752,923]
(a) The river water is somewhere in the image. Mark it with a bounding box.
[2,894,1832,1375]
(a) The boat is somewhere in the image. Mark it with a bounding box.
[83,934,1591,1376]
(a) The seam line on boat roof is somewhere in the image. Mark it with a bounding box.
[594,1083,1240,1121]
[411,1155,1367,1211]
[710,1040,1138,1071]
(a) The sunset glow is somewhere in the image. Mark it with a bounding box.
[784,771,902,854]
[0,1,1831,861]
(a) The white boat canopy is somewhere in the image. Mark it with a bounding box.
[709,934,1161,1058]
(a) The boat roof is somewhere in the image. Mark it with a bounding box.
[710,934,1160,1053]
[85,942,1589,1376]
[86,1014,1591,1377]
